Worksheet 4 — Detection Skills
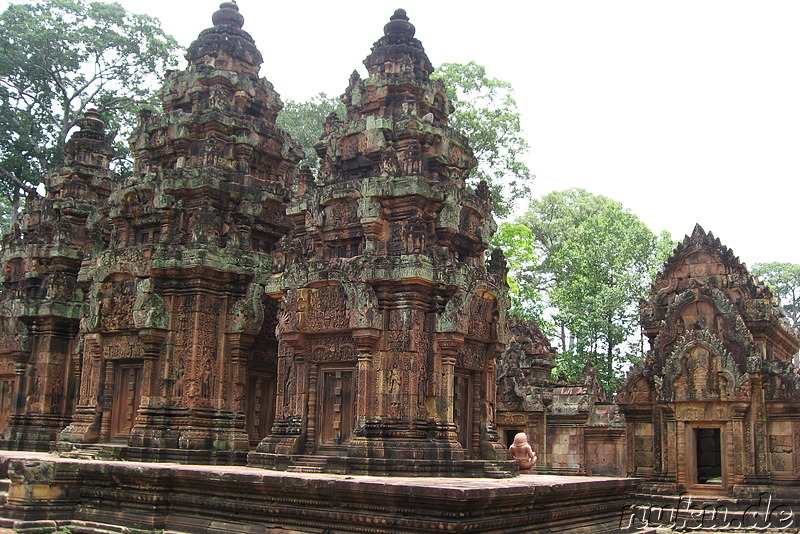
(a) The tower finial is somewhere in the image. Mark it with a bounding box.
[212,1,244,30]
[383,8,415,38]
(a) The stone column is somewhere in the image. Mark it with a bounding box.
[440,355,456,425]
[98,358,115,442]
[305,364,318,454]
[225,332,255,414]
[138,328,168,403]
[57,334,104,445]
[730,407,746,485]
[676,420,686,489]
[11,359,27,416]
[353,328,379,422]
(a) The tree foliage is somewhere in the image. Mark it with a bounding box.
[751,262,800,329]
[276,92,344,173]
[432,62,533,217]
[0,0,179,226]
[505,188,673,392]
[491,222,546,325]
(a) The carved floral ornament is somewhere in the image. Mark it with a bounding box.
[660,329,749,403]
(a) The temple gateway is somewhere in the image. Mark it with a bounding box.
[618,225,800,503]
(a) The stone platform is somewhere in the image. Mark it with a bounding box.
[0,451,639,533]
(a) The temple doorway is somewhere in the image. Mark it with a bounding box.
[454,371,473,456]
[695,428,722,484]
[110,362,143,439]
[245,371,276,447]
[316,366,355,449]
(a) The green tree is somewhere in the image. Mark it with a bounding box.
[0,0,179,228]
[511,189,673,392]
[276,92,344,173]
[751,262,800,329]
[432,62,533,217]
[491,222,546,325]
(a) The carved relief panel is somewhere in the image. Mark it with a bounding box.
[459,207,482,239]
[0,375,14,433]
[297,285,348,332]
[323,199,359,229]
[674,346,722,402]
[97,276,137,332]
[467,294,497,343]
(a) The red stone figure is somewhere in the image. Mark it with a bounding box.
[509,432,537,471]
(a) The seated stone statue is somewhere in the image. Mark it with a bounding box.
[509,432,537,472]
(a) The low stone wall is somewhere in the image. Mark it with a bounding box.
[0,451,639,533]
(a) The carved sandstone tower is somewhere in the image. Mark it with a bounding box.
[58,2,302,460]
[0,111,117,450]
[618,225,800,498]
[252,10,510,475]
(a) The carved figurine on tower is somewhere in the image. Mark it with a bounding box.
[251,9,511,476]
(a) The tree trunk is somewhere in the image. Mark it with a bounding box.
[10,189,20,229]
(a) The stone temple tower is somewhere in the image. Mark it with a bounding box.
[251,10,511,476]
[0,110,117,450]
[58,1,302,460]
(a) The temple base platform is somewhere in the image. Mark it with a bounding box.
[0,450,639,533]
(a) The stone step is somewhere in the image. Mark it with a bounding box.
[285,455,329,473]
[286,465,326,473]
[58,444,125,461]
[291,455,329,466]
[0,478,9,506]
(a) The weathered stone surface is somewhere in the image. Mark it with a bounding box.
[0,450,637,534]
[54,2,301,460]
[619,224,800,501]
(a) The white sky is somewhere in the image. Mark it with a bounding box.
[6,0,800,265]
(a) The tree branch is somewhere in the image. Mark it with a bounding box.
[0,167,37,196]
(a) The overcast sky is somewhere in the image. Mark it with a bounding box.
[7,0,800,265]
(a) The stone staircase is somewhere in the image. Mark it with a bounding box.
[285,455,329,473]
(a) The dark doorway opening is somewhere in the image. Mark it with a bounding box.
[504,429,524,448]
[696,428,722,484]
